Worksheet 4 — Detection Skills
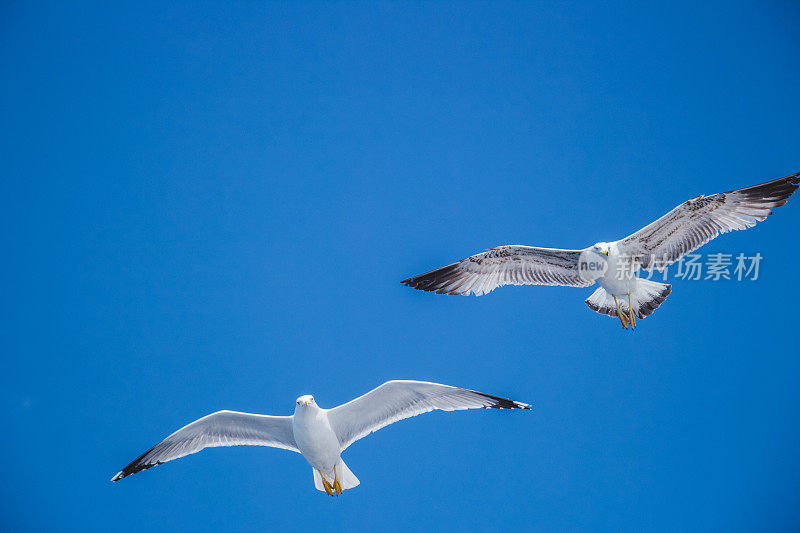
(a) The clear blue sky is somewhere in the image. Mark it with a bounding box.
[2,2,799,531]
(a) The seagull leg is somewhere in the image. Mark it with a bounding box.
[319,471,335,496]
[627,291,637,330]
[333,465,343,495]
[613,296,629,329]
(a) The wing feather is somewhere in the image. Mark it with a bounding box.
[326,380,530,451]
[111,410,298,481]
[401,245,593,296]
[617,172,799,269]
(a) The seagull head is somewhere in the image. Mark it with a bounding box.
[296,395,315,408]
[592,242,610,256]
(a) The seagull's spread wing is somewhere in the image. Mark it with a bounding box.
[401,245,593,296]
[617,172,799,270]
[111,410,298,481]
[326,380,530,451]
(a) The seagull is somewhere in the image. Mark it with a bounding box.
[111,380,530,495]
[401,172,799,330]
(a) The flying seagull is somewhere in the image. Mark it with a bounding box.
[111,380,530,495]
[402,172,799,330]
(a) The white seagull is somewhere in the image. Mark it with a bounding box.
[111,380,530,495]
[402,172,799,330]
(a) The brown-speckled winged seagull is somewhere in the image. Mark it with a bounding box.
[111,380,530,495]
[402,172,799,330]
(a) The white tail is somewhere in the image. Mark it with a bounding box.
[312,459,360,493]
[585,279,671,319]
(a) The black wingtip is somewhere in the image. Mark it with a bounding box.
[784,171,800,184]
[738,171,800,202]
[476,390,532,410]
[112,461,159,482]
[401,263,463,294]
[111,444,160,482]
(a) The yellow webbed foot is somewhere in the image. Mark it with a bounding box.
[614,296,629,329]
[627,291,637,331]
[333,465,343,495]
[319,471,335,496]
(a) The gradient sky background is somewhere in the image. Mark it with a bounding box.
[2,2,800,531]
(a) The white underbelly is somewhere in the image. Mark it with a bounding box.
[599,255,639,296]
[293,415,341,472]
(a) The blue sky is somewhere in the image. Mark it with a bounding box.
[2,1,799,531]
